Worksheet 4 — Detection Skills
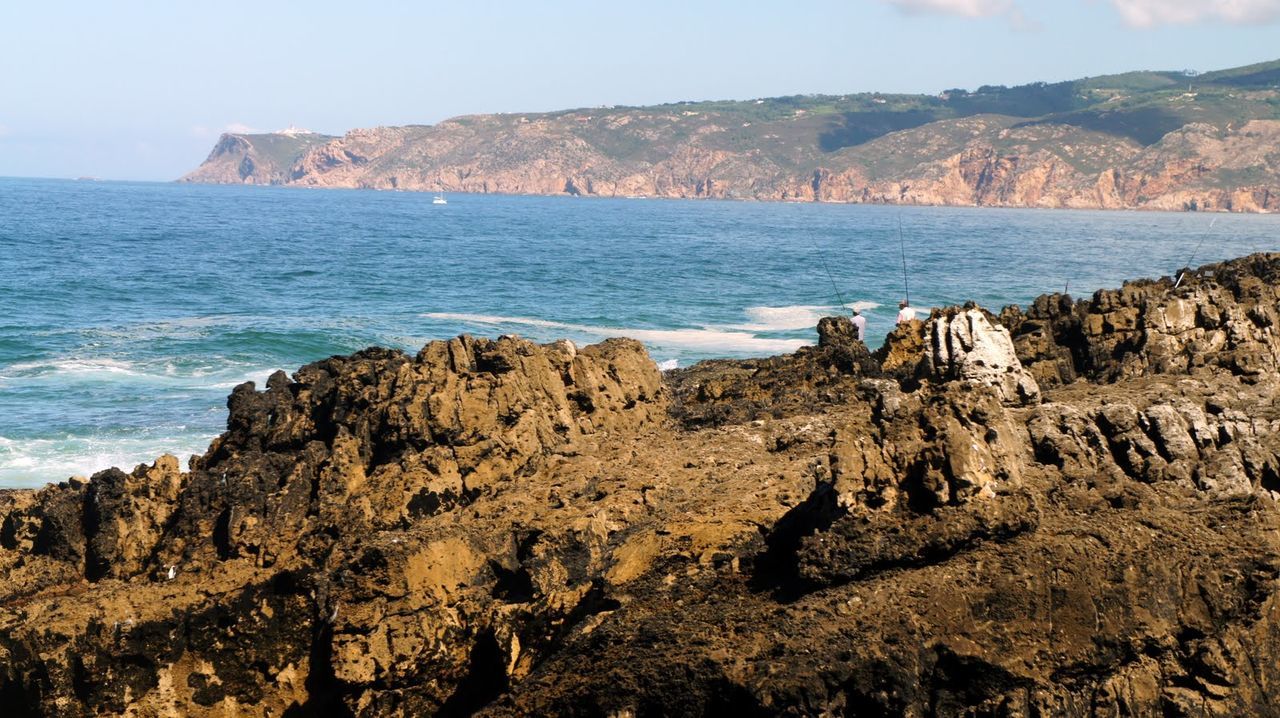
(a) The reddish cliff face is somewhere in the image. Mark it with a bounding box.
[6,255,1280,716]
[182,131,339,186]
[181,59,1280,211]
[180,116,1280,212]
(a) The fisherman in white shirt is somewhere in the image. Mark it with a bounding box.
[896,300,917,324]
[851,308,866,341]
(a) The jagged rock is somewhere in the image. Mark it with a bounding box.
[927,306,1041,406]
[873,317,927,382]
[780,380,1034,591]
[999,292,1081,388]
[815,315,858,347]
[5,255,1280,716]
[666,316,879,428]
[85,455,186,581]
[0,335,674,717]
[814,315,881,376]
[1006,253,1280,384]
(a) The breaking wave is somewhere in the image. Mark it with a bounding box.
[0,433,215,489]
[0,357,277,391]
[422,312,810,355]
[4,358,141,378]
[724,302,881,331]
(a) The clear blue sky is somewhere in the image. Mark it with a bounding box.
[2,0,1278,180]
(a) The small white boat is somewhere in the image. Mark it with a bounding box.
[432,193,447,205]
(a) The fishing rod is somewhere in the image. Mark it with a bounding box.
[898,214,910,306]
[1172,216,1217,289]
[816,249,848,313]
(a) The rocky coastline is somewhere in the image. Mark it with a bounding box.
[179,119,1280,213]
[4,253,1280,716]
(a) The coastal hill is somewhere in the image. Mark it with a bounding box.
[181,59,1280,211]
[5,253,1280,715]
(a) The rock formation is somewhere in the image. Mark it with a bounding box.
[1000,252,1280,386]
[927,306,1041,406]
[5,255,1280,716]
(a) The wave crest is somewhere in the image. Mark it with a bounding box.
[725,302,880,332]
[422,312,809,354]
[0,357,277,391]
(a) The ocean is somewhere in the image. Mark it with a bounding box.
[1,177,1276,487]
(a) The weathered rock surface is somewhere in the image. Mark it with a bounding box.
[667,316,880,428]
[927,306,1042,406]
[1001,252,1280,385]
[5,255,1280,716]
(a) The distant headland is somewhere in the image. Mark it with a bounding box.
[181,59,1280,212]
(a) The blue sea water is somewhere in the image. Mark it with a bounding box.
[1,177,1276,487]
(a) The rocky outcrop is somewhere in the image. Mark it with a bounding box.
[0,336,668,716]
[666,315,880,428]
[927,305,1041,406]
[5,255,1280,715]
[1001,252,1280,386]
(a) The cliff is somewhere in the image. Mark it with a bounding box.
[184,131,338,185]
[180,60,1280,211]
[4,253,1280,715]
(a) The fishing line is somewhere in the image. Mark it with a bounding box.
[901,212,911,302]
[1173,217,1217,289]
[816,247,848,312]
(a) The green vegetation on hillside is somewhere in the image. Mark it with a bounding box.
[195,58,1280,197]
[229,59,1280,171]
[567,60,1280,160]
[241,133,337,172]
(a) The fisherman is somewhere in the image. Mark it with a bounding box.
[851,308,866,341]
[896,300,916,324]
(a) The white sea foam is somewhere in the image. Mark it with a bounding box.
[4,357,141,377]
[722,302,881,332]
[723,305,831,332]
[422,303,887,356]
[207,369,277,390]
[608,327,805,353]
[424,313,569,331]
[0,356,277,393]
[422,312,808,354]
[658,359,679,371]
[0,434,215,489]
[82,315,251,341]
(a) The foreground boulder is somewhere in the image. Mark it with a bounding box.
[3,255,1280,716]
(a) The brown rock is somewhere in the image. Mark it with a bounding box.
[5,256,1280,716]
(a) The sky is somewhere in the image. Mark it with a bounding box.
[1,0,1278,181]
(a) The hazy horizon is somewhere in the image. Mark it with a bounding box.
[3,0,1279,181]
